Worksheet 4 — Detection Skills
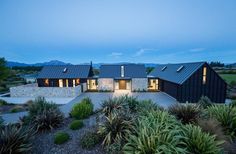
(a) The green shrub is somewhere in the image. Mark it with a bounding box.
[98,112,133,146]
[182,124,223,154]
[69,120,84,130]
[123,110,186,154]
[168,103,201,124]
[101,96,128,116]
[80,131,100,149]
[70,97,93,119]
[32,108,64,131]
[54,132,70,144]
[0,99,8,106]
[198,96,213,108]
[0,124,36,153]
[10,105,24,113]
[207,105,236,139]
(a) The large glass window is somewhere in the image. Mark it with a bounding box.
[203,67,207,84]
[59,79,63,87]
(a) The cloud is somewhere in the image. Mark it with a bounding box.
[108,52,123,58]
[189,48,205,52]
[133,48,157,57]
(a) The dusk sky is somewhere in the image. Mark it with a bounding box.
[0,0,236,64]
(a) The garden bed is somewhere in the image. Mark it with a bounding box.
[30,115,105,154]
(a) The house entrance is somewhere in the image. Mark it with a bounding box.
[119,80,127,89]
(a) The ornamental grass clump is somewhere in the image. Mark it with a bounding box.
[198,96,213,108]
[168,103,201,124]
[0,124,36,153]
[27,97,64,131]
[182,124,224,154]
[80,131,101,149]
[70,97,93,119]
[207,105,236,139]
[98,111,134,146]
[101,96,128,116]
[123,110,186,154]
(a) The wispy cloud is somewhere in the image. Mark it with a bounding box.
[108,52,123,58]
[189,48,205,52]
[133,48,157,57]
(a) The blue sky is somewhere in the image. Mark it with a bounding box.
[0,0,236,64]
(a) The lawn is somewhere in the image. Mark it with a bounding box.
[220,74,236,84]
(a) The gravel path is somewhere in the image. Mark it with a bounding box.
[30,114,105,154]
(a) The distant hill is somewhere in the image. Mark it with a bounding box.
[7,60,72,67]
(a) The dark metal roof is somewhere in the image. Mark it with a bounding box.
[37,65,91,79]
[149,62,206,84]
[99,64,147,78]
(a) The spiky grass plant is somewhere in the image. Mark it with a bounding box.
[136,99,164,115]
[0,116,3,128]
[24,97,65,131]
[123,110,187,154]
[101,96,128,116]
[168,103,201,124]
[182,124,224,154]
[198,96,213,108]
[0,124,36,153]
[98,111,133,146]
[28,96,58,117]
[207,105,236,139]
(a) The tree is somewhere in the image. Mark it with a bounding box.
[0,57,9,84]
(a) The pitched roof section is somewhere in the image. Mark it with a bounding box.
[99,64,147,78]
[37,65,91,79]
[149,62,206,84]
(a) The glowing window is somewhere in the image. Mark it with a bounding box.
[203,67,207,84]
[59,79,63,87]
[44,79,49,86]
[73,79,75,87]
[121,66,124,77]
[66,79,69,87]
[76,79,80,85]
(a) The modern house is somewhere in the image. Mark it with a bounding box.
[98,64,147,91]
[37,65,93,90]
[148,62,227,103]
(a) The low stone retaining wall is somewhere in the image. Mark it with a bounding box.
[10,84,81,97]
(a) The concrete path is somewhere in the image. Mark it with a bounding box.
[1,92,177,124]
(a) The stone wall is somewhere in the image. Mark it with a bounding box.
[98,78,114,91]
[10,84,81,97]
[132,78,148,91]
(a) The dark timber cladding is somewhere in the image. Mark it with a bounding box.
[37,65,93,87]
[149,62,227,103]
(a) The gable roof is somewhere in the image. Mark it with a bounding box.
[99,64,147,78]
[37,65,91,79]
[149,62,206,84]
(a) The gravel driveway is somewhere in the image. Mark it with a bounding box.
[1,91,177,123]
[60,91,177,116]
